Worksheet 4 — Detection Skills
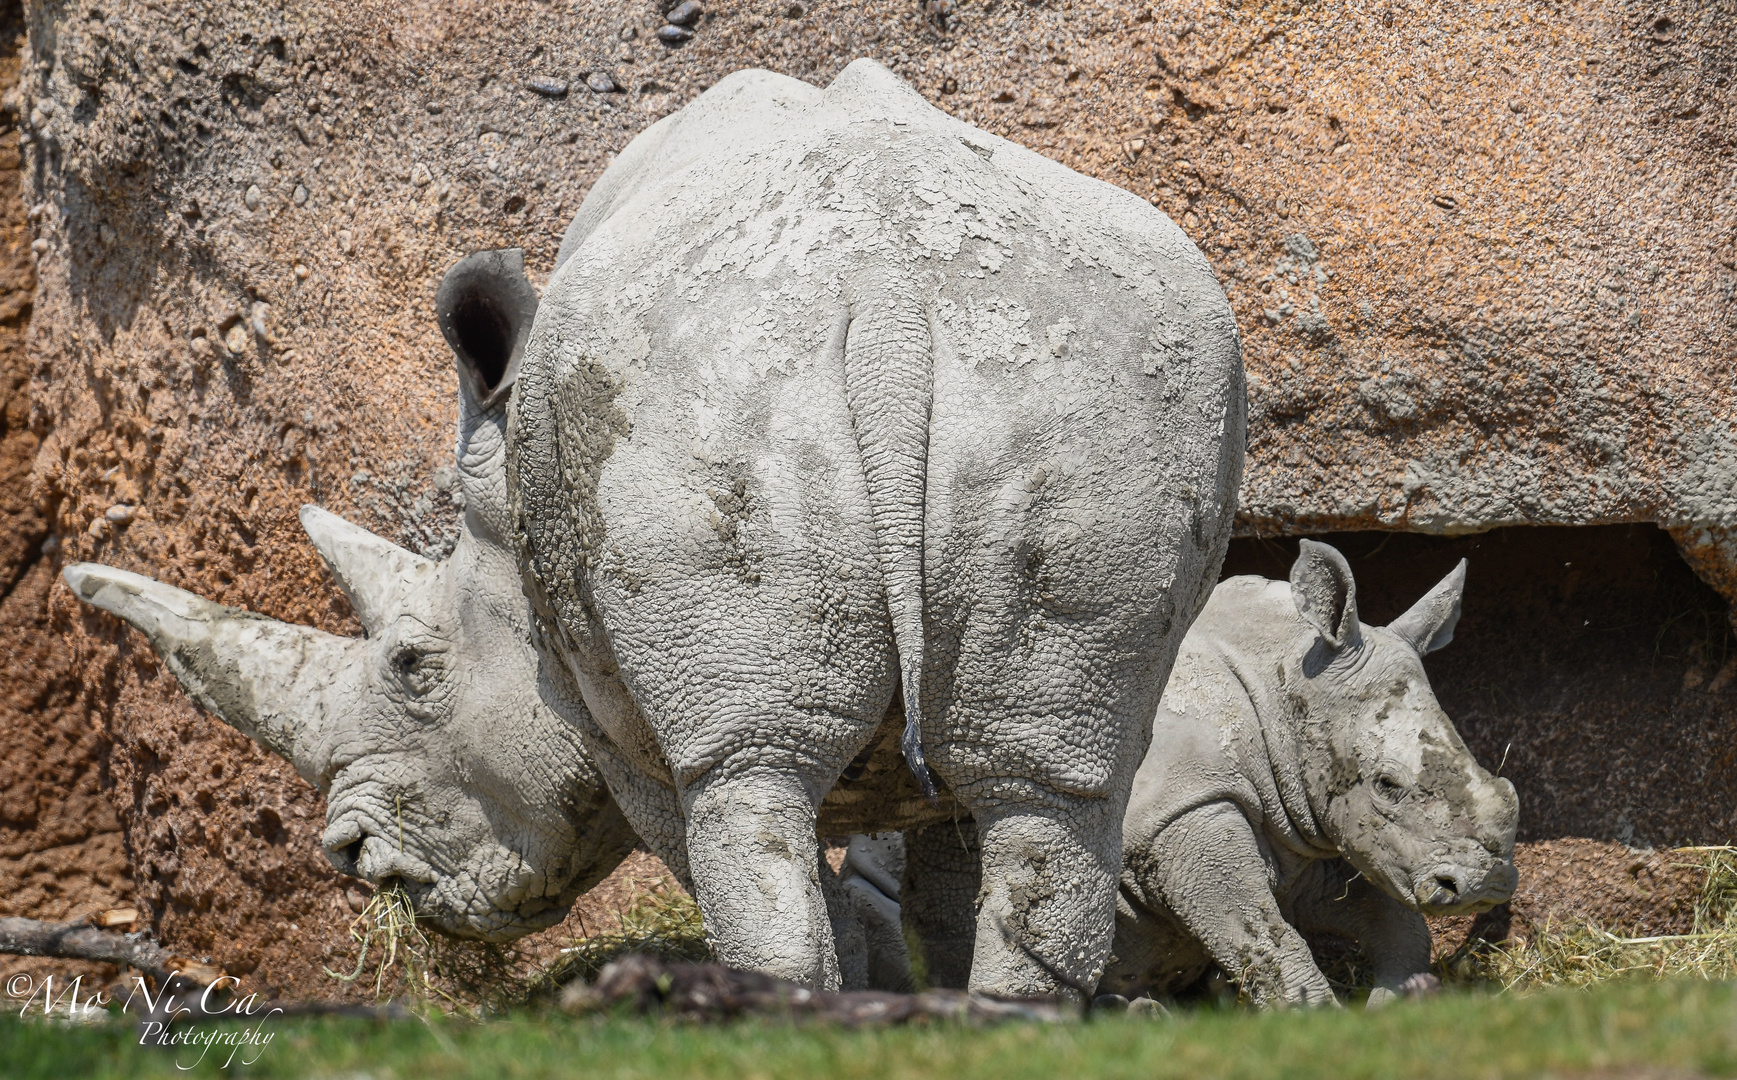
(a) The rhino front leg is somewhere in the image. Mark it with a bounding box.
[902,819,981,990]
[1140,801,1339,1008]
[1290,858,1435,1009]
[683,770,841,989]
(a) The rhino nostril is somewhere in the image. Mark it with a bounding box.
[1432,876,1459,903]
[343,839,364,869]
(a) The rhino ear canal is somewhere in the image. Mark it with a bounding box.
[1390,558,1468,656]
[436,247,540,408]
[1290,539,1361,651]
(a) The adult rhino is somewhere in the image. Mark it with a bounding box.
[68,58,1245,997]
[882,542,1519,1005]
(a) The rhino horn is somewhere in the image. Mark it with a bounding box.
[299,505,436,635]
[1389,558,1468,656]
[62,562,353,787]
[1289,539,1361,650]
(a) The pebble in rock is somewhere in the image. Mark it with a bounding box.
[244,184,261,210]
[528,76,569,98]
[292,184,308,206]
[657,24,693,43]
[586,71,617,94]
[666,1,703,26]
[104,504,136,525]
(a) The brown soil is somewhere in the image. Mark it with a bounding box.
[0,0,133,993]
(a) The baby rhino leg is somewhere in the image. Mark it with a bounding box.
[1140,801,1338,1008]
[1290,858,1436,1008]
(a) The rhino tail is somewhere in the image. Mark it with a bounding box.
[842,279,936,799]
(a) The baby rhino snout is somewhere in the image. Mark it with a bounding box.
[1413,857,1518,914]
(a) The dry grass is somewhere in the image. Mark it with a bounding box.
[324,883,525,1018]
[1439,846,1737,993]
[528,880,712,998]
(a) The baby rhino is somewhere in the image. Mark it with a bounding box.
[1100,540,1518,1007]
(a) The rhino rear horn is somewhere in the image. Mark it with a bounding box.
[1290,539,1361,650]
[436,247,540,408]
[62,563,352,787]
[1389,559,1468,655]
[299,505,436,634]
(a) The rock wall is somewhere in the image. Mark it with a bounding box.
[3,0,1732,997]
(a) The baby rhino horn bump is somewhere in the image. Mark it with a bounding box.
[1388,559,1468,656]
[61,562,351,787]
[1289,539,1361,650]
[299,505,436,634]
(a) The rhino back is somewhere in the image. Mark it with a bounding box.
[511,59,1243,800]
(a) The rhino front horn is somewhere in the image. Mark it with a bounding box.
[62,563,354,787]
[436,247,539,409]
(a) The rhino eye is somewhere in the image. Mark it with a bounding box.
[1373,775,1404,803]
[391,645,443,697]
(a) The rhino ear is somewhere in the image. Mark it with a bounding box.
[61,562,352,788]
[1290,539,1361,650]
[1389,559,1467,655]
[436,247,539,409]
[299,506,436,634]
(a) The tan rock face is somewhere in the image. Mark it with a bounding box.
[6,0,1732,995]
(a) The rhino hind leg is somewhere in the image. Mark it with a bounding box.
[901,819,981,990]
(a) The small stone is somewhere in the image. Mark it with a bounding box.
[619,25,636,40]
[292,183,308,206]
[657,24,693,43]
[1127,997,1169,1018]
[1433,193,1459,211]
[410,162,431,186]
[87,517,108,539]
[666,1,703,26]
[586,71,618,94]
[941,77,958,94]
[223,321,250,355]
[30,237,46,253]
[244,184,261,210]
[425,101,442,114]
[528,76,569,98]
[344,886,370,914]
[105,504,136,525]
[294,263,310,280]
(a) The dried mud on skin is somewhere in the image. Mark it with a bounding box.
[0,0,1732,999]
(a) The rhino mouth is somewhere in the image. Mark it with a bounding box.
[1411,860,1518,915]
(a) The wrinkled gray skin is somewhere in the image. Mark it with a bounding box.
[63,248,641,942]
[847,541,1518,1007]
[503,58,1244,995]
[1107,540,1518,1007]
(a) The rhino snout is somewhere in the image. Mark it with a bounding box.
[322,818,436,886]
[1412,858,1517,914]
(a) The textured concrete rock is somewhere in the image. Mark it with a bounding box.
[6,0,1733,997]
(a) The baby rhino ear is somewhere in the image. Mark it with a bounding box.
[1389,559,1468,655]
[1290,539,1361,650]
[436,247,540,408]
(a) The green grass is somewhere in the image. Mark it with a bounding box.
[6,977,1737,1080]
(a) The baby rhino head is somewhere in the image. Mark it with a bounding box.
[63,250,637,941]
[1281,540,1518,917]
